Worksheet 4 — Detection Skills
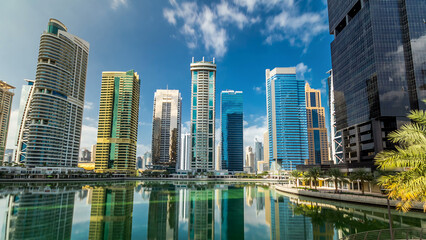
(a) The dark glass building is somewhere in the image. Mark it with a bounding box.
[328,0,426,165]
[220,90,244,172]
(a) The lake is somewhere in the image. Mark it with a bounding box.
[0,181,424,239]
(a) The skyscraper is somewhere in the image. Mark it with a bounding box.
[190,58,216,171]
[95,70,140,175]
[180,133,191,170]
[245,146,255,173]
[257,131,270,172]
[305,83,329,165]
[220,90,243,172]
[266,67,308,171]
[91,144,96,163]
[151,89,182,170]
[15,79,34,163]
[24,19,89,167]
[327,70,344,164]
[254,140,263,163]
[328,0,426,165]
[0,81,14,162]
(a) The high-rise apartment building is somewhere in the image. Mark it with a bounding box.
[190,58,216,171]
[215,143,221,171]
[23,19,89,167]
[151,89,182,170]
[180,133,191,170]
[245,146,255,173]
[266,67,308,171]
[0,81,14,162]
[305,83,329,165]
[15,79,35,163]
[95,70,140,175]
[91,144,96,162]
[328,0,425,165]
[254,140,263,163]
[220,90,243,172]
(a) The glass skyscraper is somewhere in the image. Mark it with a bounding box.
[220,90,243,172]
[266,67,308,171]
[151,89,182,171]
[95,70,140,175]
[328,0,425,165]
[23,19,89,167]
[305,83,329,165]
[190,58,216,171]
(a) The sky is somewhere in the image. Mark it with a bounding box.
[0,0,334,157]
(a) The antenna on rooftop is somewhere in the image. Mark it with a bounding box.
[202,56,205,62]
[213,57,215,64]
[192,57,194,63]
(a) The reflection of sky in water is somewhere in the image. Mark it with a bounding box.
[0,182,424,240]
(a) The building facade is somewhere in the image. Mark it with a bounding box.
[328,0,426,165]
[80,148,91,162]
[22,19,89,167]
[95,70,140,175]
[180,133,191,171]
[220,90,243,172]
[151,89,182,170]
[190,58,216,171]
[266,67,308,171]
[305,83,329,165]
[0,81,14,162]
[15,80,35,163]
[245,146,255,173]
[254,140,263,163]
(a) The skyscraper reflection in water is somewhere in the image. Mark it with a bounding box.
[4,188,76,240]
[88,183,135,240]
[147,184,178,240]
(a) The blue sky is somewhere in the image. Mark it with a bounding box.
[0,0,333,156]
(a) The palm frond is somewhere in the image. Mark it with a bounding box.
[408,110,426,125]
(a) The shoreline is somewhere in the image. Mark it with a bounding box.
[0,177,283,183]
[274,185,425,211]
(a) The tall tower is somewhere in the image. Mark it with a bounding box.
[15,80,34,163]
[305,83,329,165]
[266,67,308,171]
[95,70,140,175]
[328,0,425,165]
[151,89,182,171]
[220,90,243,172]
[0,81,14,162]
[180,133,191,170]
[24,19,89,167]
[190,58,216,171]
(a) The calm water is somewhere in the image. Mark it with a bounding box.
[0,181,424,240]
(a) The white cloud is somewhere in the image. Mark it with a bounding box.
[80,125,97,149]
[111,0,127,10]
[6,109,19,149]
[243,115,267,149]
[181,121,191,135]
[84,101,93,110]
[266,9,328,50]
[296,62,311,80]
[253,86,264,94]
[164,0,327,57]
[137,144,150,157]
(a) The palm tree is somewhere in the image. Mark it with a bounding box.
[326,168,345,193]
[306,167,322,190]
[350,169,373,195]
[375,108,426,212]
[290,170,302,187]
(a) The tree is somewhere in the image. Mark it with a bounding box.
[375,108,426,212]
[306,167,321,190]
[290,170,302,187]
[350,169,373,195]
[326,168,346,193]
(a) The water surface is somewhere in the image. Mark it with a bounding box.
[0,181,424,240]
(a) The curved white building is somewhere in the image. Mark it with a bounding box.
[24,19,89,167]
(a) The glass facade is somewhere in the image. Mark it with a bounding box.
[190,59,216,171]
[266,68,308,171]
[220,90,243,172]
[328,0,425,164]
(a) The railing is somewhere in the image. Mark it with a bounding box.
[341,228,424,240]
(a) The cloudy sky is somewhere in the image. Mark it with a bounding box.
[0,0,333,156]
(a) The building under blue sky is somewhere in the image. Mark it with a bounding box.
[221,90,243,172]
[266,68,308,171]
[0,0,333,156]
